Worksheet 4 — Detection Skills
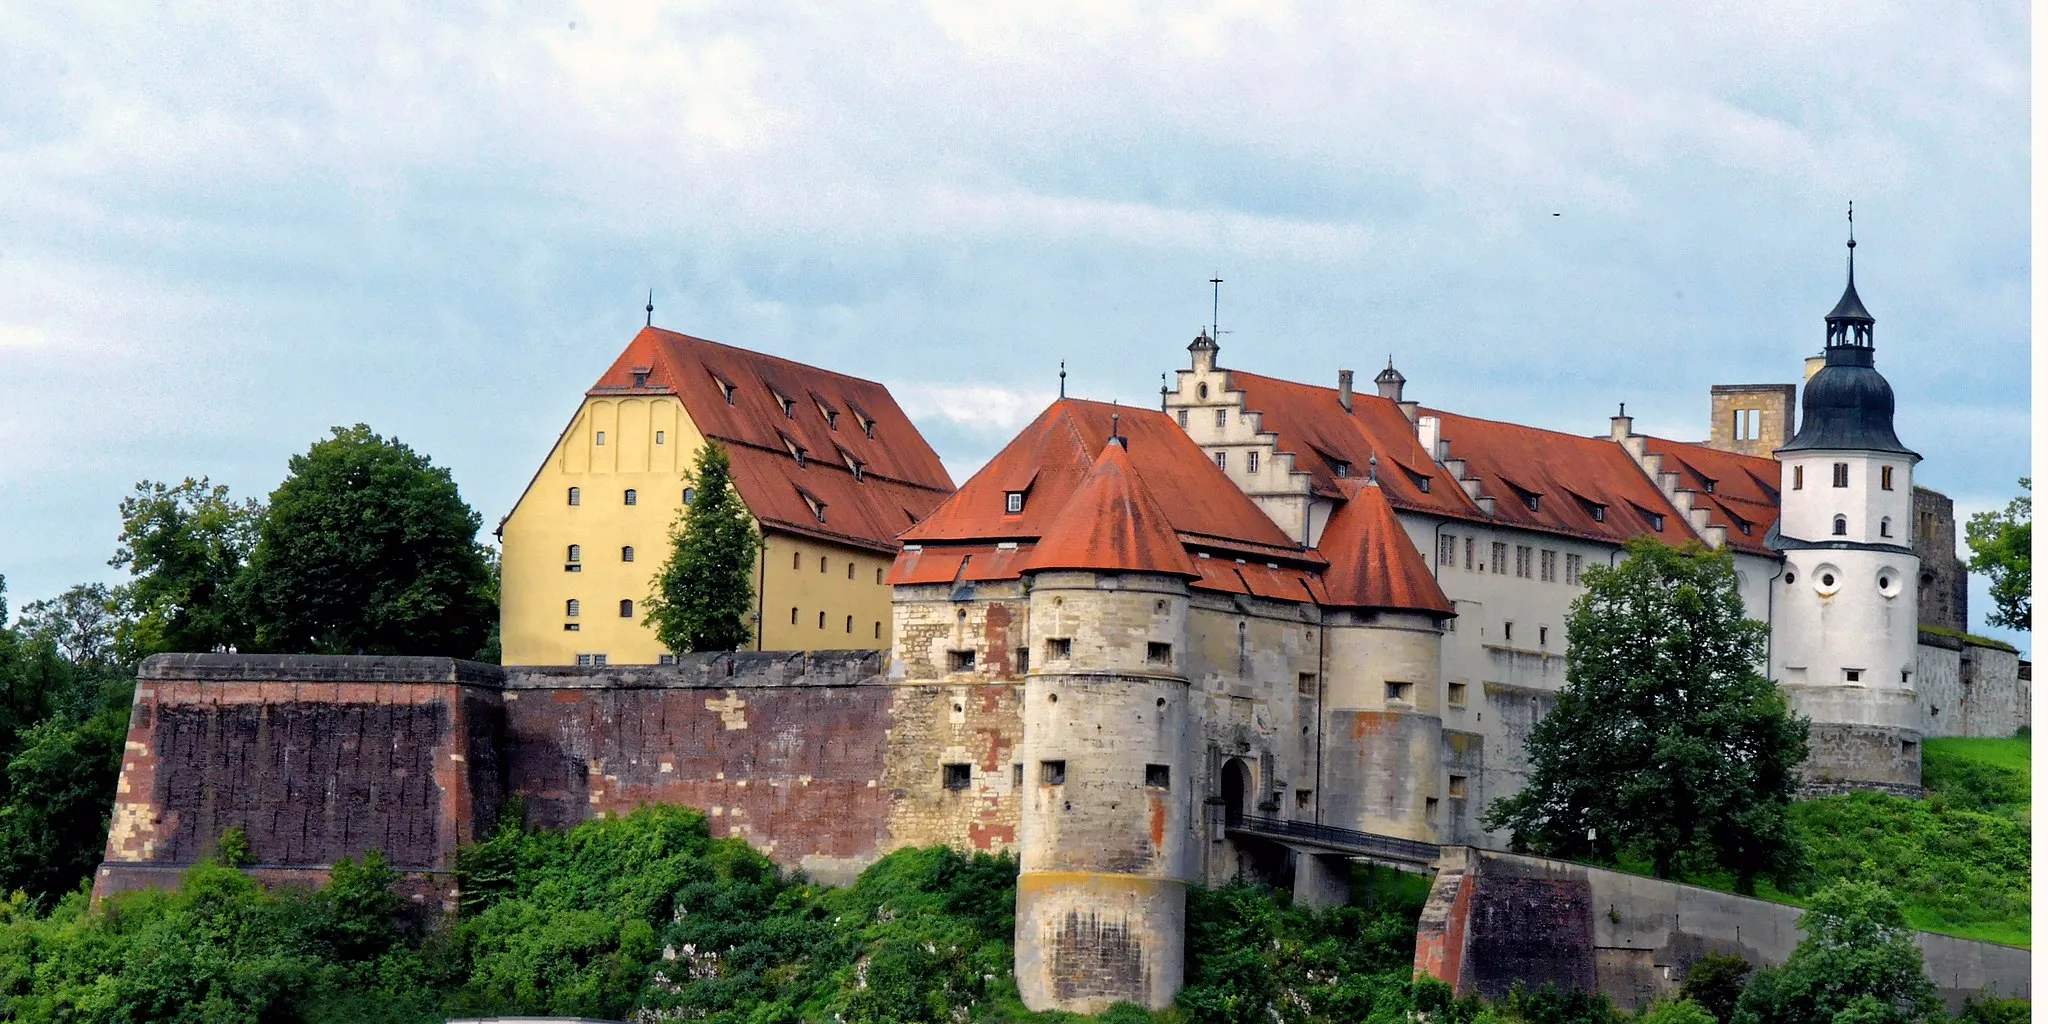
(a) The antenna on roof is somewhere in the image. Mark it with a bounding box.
[1209,276,1224,339]
[1059,361,1067,399]
[1160,373,1169,411]
[645,290,654,327]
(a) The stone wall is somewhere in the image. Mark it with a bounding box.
[1911,488,1968,634]
[1415,848,2030,1012]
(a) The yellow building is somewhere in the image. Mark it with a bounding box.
[499,326,955,665]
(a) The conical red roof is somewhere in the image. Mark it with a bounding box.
[1017,438,1199,578]
[1314,478,1454,614]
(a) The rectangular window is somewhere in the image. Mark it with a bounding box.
[595,431,606,446]
[1515,545,1532,578]
[942,763,971,790]
[568,487,581,506]
[1538,625,1549,647]
[1438,534,1457,566]
[1015,647,1030,674]
[655,430,665,445]
[1146,642,1173,665]
[1214,451,1227,470]
[1040,760,1066,786]
[1448,775,1469,799]
[1539,549,1556,582]
[1145,764,1171,788]
[1246,450,1259,474]
[659,654,677,665]
[1047,638,1072,660]
[1464,537,1475,571]
[791,607,799,625]
[1215,408,1228,428]
[1385,681,1413,703]
[1006,492,1025,514]
[1297,672,1317,696]
[1296,789,1312,809]
[1447,682,1467,708]
[1425,796,1439,820]
[1177,409,1189,427]
[1491,542,1507,575]
[1881,466,1894,490]
[1845,668,1863,684]
[1565,553,1583,585]
[1833,462,1850,488]
[1793,465,1804,490]
[1013,763,1024,788]
[563,623,579,631]
[1503,621,1514,643]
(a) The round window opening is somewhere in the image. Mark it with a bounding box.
[1813,563,1843,596]
[1198,383,1210,399]
[1784,571,1797,585]
[1820,573,1836,587]
[1877,570,1901,598]
[1048,693,1058,704]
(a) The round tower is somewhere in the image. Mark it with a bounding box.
[1770,218,1924,796]
[1010,436,1198,1013]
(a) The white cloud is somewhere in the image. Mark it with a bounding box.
[890,382,1055,438]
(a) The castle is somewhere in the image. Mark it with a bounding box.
[94,237,2029,1013]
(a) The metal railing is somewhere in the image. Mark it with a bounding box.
[1230,814,1442,864]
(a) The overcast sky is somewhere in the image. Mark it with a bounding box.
[0,1,2030,653]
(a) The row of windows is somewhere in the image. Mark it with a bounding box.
[1792,462,1898,491]
[1830,514,1897,538]
[564,599,636,619]
[565,544,635,568]
[1435,535,1583,585]
[590,430,669,446]
[567,486,655,506]
[1174,408,1234,431]
[788,607,885,638]
[1206,449,1264,475]
[789,550,888,584]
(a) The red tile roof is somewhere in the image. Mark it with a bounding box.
[590,327,954,553]
[1640,438,1782,555]
[1224,371,1478,519]
[1421,409,1688,547]
[1314,480,1456,614]
[1017,439,1198,578]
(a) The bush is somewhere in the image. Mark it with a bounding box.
[1677,952,1750,1023]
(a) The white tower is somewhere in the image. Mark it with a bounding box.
[1769,217,1925,796]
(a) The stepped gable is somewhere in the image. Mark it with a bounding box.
[589,327,955,553]
[1420,409,1691,547]
[894,399,1313,587]
[1017,438,1199,578]
[1639,437,1782,556]
[1314,479,1455,615]
[1224,371,1477,518]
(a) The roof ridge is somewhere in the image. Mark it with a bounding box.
[645,327,900,391]
[1017,440,1198,578]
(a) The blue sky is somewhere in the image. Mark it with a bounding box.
[0,1,2030,654]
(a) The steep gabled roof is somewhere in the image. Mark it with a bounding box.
[1018,439,1198,578]
[1419,409,1688,547]
[1639,438,1782,556]
[1222,371,1478,518]
[584,327,954,553]
[1314,480,1455,614]
[901,399,1301,557]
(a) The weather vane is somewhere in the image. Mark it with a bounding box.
[1209,276,1224,339]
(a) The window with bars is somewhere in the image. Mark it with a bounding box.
[1490,542,1507,574]
[1438,534,1456,566]
[1515,545,1533,578]
[1539,549,1556,582]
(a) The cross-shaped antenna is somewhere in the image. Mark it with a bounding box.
[1847,200,1855,244]
[1209,276,1224,339]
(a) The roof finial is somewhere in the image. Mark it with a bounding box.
[1846,200,1857,279]
[1058,360,1067,399]
[645,289,654,327]
[1160,373,1169,411]
[1366,454,1379,485]
[1619,401,1626,418]
[1209,275,1223,339]
[1110,412,1123,448]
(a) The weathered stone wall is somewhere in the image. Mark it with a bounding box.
[1958,642,2028,739]
[1321,611,1444,842]
[1911,487,1968,634]
[1416,848,2030,1012]
[1799,722,1923,798]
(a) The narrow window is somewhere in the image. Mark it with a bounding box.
[1448,775,1469,799]
[568,486,581,506]
[791,607,799,625]
[1040,760,1066,785]
[943,763,972,790]
[1447,682,1468,708]
[1246,450,1259,474]
[1591,504,1606,522]
[1846,668,1863,684]
[780,396,794,418]
[1297,672,1317,696]
[1565,553,1583,585]
[566,599,581,617]
[1491,542,1507,574]
[818,610,826,628]
[1145,764,1171,788]
[1538,625,1548,647]
[1385,681,1414,703]
[1833,515,1848,536]
[1214,451,1227,470]
[863,420,874,439]
[846,615,853,633]
[1146,642,1173,665]
[876,567,885,585]
[1425,796,1440,820]
[847,562,855,579]
[682,487,695,505]
[655,430,665,445]
[873,621,882,639]
[1215,408,1228,428]
[619,599,634,618]
[1464,537,1475,571]
[1013,763,1024,787]
[1515,545,1532,578]
[1503,621,1514,643]
[1177,409,1189,427]
[624,488,637,505]
[595,431,606,446]
[1880,516,1892,538]
[1438,534,1456,565]
[1016,647,1030,673]
[567,544,582,563]
[819,556,828,573]
[793,551,803,570]
[1047,637,1072,660]
[1832,462,1849,488]
[1649,513,1665,532]
[826,410,839,429]
[1006,492,1025,514]
[621,546,634,562]
[1296,789,1312,809]
[1540,549,1556,582]
[1881,466,1895,491]
[1523,493,1540,513]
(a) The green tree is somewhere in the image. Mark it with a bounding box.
[1965,478,2029,631]
[0,700,131,903]
[16,583,122,671]
[108,478,260,660]
[241,425,497,657]
[1732,879,1941,1024]
[1483,538,1809,891]
[645,440,761,654]
[1679,952,1752,1023]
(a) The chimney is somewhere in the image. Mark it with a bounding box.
[1337,370,1354,412]
[1803,355,1825,381]
[1610,402,1633,442]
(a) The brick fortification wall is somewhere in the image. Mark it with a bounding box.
[96,652,1023,907]
[1415,848,2030,1013]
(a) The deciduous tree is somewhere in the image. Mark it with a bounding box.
[240,424,496,657]
[1482,537,1809,891]
[1732,878,1941,1024]
[108,478,260,659]
[646,440,761,654]
[1965,478,2030,631]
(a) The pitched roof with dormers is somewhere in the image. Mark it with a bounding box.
[1017,439,1199,578]
[1639,437,1782,556]
[530,326,955,554]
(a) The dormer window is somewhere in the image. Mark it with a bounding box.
[1333,460,1350,478]
[1702,478,1717,494]
[1650,513,1664,532]
[714,376,736,404]
[1402,467,1431,493]
[633,372,649,387]
[862,419,874,439]
[782,433,806,466]
[1524,493,1540,513]
[779,395,795,418]
[1006,492,1025,514]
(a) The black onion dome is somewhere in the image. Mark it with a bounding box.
[1779,349,1915,456]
